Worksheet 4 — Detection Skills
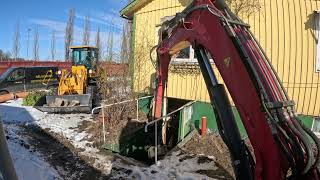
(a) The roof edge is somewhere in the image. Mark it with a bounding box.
[120,0,152,19]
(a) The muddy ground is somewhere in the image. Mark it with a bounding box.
[6,124,106,179]
[5,123,137,180]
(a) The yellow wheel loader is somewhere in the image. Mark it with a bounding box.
[35,46,99,113]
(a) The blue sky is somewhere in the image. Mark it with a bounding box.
[0,0,129,60]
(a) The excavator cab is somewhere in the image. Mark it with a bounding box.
[70,46,98,71]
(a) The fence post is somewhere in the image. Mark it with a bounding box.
[201,116,207,137]
[102,106,106,143]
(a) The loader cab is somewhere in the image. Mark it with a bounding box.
[70,46,98,70]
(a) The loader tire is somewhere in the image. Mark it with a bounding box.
[86,86,94,111]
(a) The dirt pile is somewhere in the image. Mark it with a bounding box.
[77,101,148,149]
[182,133,235,178]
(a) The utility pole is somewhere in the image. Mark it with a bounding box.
[51,30,56,60]
[33,26,39,61]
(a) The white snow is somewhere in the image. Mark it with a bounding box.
[0,99,221,180]
[4,123,61,180]
[125,150,218,180]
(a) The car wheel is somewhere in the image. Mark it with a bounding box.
[0,90,9,95]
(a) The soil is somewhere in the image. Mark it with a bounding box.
[182,133,235,179]
[12,124,110,180]
[76,120,104,148]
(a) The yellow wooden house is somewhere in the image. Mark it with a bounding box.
[120,0,320,122]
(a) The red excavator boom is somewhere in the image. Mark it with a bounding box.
[153,0,320,179]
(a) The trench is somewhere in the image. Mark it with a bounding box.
[103,97,192,165]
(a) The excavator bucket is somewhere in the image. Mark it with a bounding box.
[34,94,92,114]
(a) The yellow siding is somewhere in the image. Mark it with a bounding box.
[132,0,320,116]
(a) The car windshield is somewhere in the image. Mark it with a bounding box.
[0,68,14,81]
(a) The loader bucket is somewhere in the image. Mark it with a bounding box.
[34,94,92,114]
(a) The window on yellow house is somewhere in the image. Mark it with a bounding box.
[172,46,196,63]
[172,46,213,64]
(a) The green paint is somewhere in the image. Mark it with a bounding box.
[120,0,140,17]
[296,115,314,129]
[189,102,247,138]
[138,95,152,113]
[190,101,314,138]
[191,101,217,131]
[102,143,120,153]
[102,124,152,162]
[178,105,194,141]
[231,107,247,137]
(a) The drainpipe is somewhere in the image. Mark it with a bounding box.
[0,119,18,180]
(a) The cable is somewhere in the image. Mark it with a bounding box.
[149,45,158,69]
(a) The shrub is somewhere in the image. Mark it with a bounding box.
[22,91,48,106]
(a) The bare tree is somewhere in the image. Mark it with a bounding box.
[0,49,3,62]
[83,15,91,45]
[33,26,39,61]
[12,21,20,61]
[65,8,75,61]
[95,27,101,60]
[106,23,114,61]
[26,28,31,60]
[120,21,131,64]
[225,0,261,17]
[51,30,56,60]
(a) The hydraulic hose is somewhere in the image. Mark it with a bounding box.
[247,30,290,101]
[274,133,298,176]
[283,120,313,173]
[289,114,318,172]
[294,116,320,169]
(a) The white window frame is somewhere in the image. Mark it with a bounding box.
[315,10,320,72]
[171,46,214,64]
[171,46,198,64]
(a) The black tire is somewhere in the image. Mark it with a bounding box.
[86,86,94,111]
[87,85,101,110]
[0,90,9,95]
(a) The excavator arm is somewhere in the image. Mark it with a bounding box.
[154,0,320,179]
